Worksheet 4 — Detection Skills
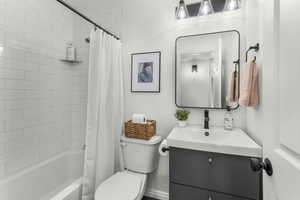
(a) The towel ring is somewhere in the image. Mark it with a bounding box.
[246,43,260,62]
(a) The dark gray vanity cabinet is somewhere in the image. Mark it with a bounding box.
[170,184,249,200]
[170,148,262,200]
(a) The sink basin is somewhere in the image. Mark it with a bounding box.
[178,127,229,141]
[166,125,262,157]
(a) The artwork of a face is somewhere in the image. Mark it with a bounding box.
[131,51,160,93]
[138,62,153,83]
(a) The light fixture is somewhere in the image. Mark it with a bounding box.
[192,64,198,72]
[224,0,241,11]
[175,0,242,19]
[198,0,214,16]
[176,0,189,19]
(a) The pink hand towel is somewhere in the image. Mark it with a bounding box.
[227,71,239,103]
[239,61,258,107]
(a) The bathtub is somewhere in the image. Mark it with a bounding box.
[0,151,84,200]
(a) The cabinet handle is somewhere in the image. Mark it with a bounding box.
[208,158,213,163]
[208,195,212,200]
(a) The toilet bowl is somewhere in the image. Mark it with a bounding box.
[94,171,147,200]
[95,135,162,200]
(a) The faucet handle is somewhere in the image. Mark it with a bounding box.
[204,110,209,116]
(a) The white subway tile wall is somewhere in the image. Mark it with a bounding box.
[0,0,89,178]
[71,16,91,150]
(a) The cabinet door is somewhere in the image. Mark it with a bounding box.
[209,152,261,200]
[170,183,209,200]
[170,183,249,200]
[170,147,213,187]
[170,148,261,200]
[211,191,250,200]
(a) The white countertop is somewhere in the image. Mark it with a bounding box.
[166,125,262,157]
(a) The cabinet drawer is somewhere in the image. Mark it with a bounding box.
[170,148,261,200]
[170,183,249,200]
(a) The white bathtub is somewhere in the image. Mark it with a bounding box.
[0,151,84,200]
[46,178,82,200]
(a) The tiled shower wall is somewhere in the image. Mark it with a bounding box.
[71,16,91,150]
[0,0,89,178]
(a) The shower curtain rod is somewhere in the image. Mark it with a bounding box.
[55,0,120,40]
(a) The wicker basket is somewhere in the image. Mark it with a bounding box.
[125,120,156,140]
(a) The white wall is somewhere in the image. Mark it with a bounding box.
[0,0,89,180]
[244,0,264,145]
[121,0,247,195]
[65,0,122,36]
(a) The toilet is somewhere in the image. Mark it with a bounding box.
[95,135,162,200]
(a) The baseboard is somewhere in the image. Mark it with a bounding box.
[145,189,169,200]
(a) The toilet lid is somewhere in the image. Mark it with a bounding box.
[95,172,142,200]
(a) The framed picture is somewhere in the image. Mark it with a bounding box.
[131,51,161,93]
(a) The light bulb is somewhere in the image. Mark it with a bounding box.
[176,0,189,19]
[198,0,214,16]
[0,46,3,57]
[224,0,241,11]
[178,6,187,19]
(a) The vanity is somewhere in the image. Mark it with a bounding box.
[167,126,262,200]
[170,30,262,200]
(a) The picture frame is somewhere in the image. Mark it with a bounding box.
[131,51,161,93]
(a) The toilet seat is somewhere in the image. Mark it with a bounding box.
[94,171,146,200]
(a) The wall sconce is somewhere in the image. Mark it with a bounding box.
[224,0,241,11]
[192,64,198,72]
[175,0,241,19]
[198,0,214,16]
[175,0,189,19]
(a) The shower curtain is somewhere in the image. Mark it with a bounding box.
[82,29,124,200]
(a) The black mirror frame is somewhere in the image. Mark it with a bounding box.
[175,30,241,110]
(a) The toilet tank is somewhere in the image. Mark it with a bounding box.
[121,136,162,174]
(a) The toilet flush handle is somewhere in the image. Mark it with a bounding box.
[161,147,170,153]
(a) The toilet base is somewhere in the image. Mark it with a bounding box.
[94,170,148,200]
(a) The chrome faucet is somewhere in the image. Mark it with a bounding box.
[204,110,209,129]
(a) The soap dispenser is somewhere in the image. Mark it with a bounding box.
[224,106,234,130]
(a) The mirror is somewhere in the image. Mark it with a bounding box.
[175,30,240,109]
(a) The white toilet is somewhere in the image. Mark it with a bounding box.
[95,135,162,200]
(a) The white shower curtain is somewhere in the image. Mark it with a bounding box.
[82,29,124,200]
